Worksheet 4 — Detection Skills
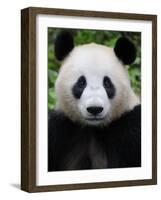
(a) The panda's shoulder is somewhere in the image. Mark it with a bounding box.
[119,104,141,125]
[48,109,70,126]
[48,110,75,144]
[109,104,141,133]
[48,109,75,138]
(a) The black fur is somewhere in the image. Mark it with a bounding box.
[72,76,87,99]
[114,37,136,65]
[48,105,141,171]
[54,31,74,61]
[103,76,116,99]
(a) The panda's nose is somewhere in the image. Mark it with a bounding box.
[87,106,103,115]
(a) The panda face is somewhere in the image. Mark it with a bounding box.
[55,43,139,126]
[72,74,116,125]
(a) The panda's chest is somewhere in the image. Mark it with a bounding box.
[62,132,108,170]
[88,136,108,169]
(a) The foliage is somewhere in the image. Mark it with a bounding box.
[48,28,141,111]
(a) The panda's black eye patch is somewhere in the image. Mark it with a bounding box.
[72,76,87,99]
[103,76,116,99]
[77,76,86,88]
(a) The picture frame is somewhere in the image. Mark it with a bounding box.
[21,7,157,192]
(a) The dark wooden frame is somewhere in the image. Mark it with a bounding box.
[21,7,157,193]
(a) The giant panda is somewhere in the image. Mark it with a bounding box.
[48,31,141,171]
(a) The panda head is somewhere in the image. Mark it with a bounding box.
[54,31,139,126]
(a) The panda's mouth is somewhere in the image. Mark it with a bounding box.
[85,117,104,121]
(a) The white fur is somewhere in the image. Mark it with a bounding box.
[55,43,140,126]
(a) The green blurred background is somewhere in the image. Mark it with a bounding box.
[48,28,141,111]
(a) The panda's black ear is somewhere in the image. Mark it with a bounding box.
[114,37,136,65]
[54,31,74,61]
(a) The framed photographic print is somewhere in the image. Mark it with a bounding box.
[21,7,157,192]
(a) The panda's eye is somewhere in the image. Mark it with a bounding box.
[77,76,86,88]
[103,76,116,99]
[103,76,112,88]
[72,76,86,99]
